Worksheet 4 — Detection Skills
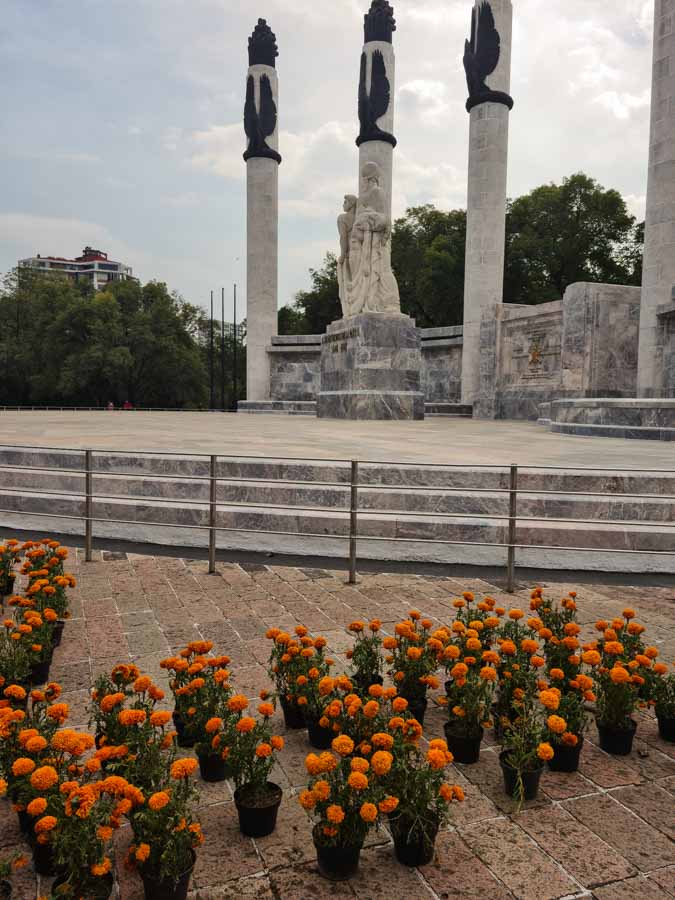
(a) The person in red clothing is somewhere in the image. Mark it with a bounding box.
[123,400,133,410]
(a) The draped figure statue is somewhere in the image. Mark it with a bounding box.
[336,161,401,318]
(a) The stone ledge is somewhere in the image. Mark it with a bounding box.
[551,422,675,442]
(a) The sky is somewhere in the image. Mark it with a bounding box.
[0,0,655,322]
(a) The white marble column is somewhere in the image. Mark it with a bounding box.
[244,22,280,403]
[461,0,513,410]
[637,0,675,398]
[358,41,395,220]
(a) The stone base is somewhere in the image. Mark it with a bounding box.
[238,400,316,416]
[550,398,675,441]
[317,313,424,420]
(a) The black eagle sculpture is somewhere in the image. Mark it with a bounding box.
[356,50,397,148]
[463,1,513,113]
[243,73,282,164]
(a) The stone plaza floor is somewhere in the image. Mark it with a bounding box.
[1,548,674,899]
[2,410,675,468]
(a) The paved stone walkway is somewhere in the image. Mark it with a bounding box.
[1,549,674,899]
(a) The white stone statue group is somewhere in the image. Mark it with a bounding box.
[337,161,401,318]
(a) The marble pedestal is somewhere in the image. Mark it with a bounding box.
[317,313,424,420]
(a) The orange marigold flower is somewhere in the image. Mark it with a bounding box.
[332,735,354,756]
[371,750,393,776]
[118,710,146,727]
[25,735,48,753]
[34,815,57,834]
[479,666,497,682]
[236,717,256,734]
[299,790,316,810]
[378,796,399,814]
[170,758,198,779]
[313,779,330,801]
[610,666,631,684]
[547,715,567,735]
[371,732,394,750]
[148,791,170,811]
[256,743,273,758]
[27,797,47,816]
[228,695,248,713]
[426,749,448,770]
[30,766,58,791]
[360,802,378,823]
[537,742,554,761]
[347,771,369,791]
[149,711,171,728]
[562,732,579,747]
[271,735,284,751]
[91,858,112,877]
[135,843,151,863]
[326,804,345,824]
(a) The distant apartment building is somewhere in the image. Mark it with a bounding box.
[18,246,134,290]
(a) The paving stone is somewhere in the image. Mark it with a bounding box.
[191,874,275,900]
[540,768,594,801]
[253,793,315,869]
[350,845,434,899]
[578,740,642,788]
[609,782,675,840]
[592,874,670,899]
[419,831,513,899]
[516,804,635,888]
[648,866,675,897]
[270,862,356,898]
[460,818,576,900]
[563,792,675,872]
[194,803,261,887]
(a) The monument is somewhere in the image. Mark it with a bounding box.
[317,0,424,420]
[244,19,281,403]
[637,0,675,398]
[460,0,513,415]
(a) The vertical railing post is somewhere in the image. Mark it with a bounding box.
[506,463,518,593]
[348,460,359,585]
[208,455,217,574]
[84,449,93,562]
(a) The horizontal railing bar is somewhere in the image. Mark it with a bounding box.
[515,488,675,501]
[0,508,85,522]
[513,542,675,556]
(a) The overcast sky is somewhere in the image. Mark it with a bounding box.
[0,0,654,321]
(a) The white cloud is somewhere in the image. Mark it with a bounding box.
[593,89,650,120]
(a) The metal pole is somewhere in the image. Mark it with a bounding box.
[348,460,359,584]
[85,449,93,562]
[232,283,238,411]
[506,463,518,593]
[208,454,217,574]
[220,288,226,411]
[209,291,215,410]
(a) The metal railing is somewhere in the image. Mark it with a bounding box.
[0,444,673,591]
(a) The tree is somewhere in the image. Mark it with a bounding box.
[504,173,643,304]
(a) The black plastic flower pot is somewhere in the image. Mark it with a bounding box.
[657,714,675,744]
[279,695,305,730]
[234,782,282,838]
[139,849,195,900]
[16,808,33,838]
[443,723,483,765]
[401,694,427,726]
[547,737,584,773]
[29,660,50,686]
[597,719,637,756]
[499,751,543,802]
[390,814,439,867]
[32,840,59,877]
[0,879,10,900]
[313,825,363,881]
[52,873,113,900]
[52,620,65,648]
[172,711,196,748]
[197,751,231,783]
[444,679,453,697]
[306,716,333,750]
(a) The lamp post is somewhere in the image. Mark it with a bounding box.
[232,283,238,412]
[209,290,215,410]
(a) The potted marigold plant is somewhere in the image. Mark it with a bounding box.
[500,685,557,806]
[0,850,28,899]
[160,641,218,747]
[648,665,675,743]
[582,610,649,755]
[128,757,202,900]
[227,695,285,837]
[346,620,384,693]
[50,777,128,900]
[385,732,464,866]
[442,633,498,764]
[0,621,31,689]
[320,679,419,752]
[299,733,388,881]
[385,612,442,724]
[540,667,592,772]
[294,649,333,749]
[0,541,20,601]
[266,625,324,729]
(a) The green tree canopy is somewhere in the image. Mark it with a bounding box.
[0,271,245,408]
[279,172,644,333]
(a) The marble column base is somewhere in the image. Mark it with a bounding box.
[317,313,424,420]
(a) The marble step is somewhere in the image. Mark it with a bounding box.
[1,447,673,496]
[0,470,673,524]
